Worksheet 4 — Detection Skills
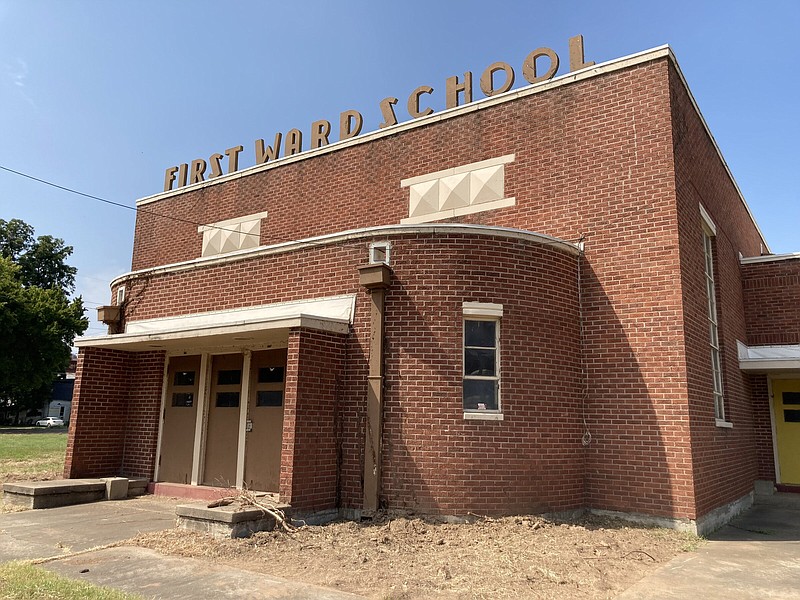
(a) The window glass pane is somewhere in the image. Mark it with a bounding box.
[258,366,285,383]
[465,348,496,377]
[217,369,241,386]
[465,320,496,348]
[256,390,283,407]
[783,392,800,405]
[463,379,497,410]
[216,392,240,407]
[171,392,194,407]
[783,409,800,423]
[173,371,195,386]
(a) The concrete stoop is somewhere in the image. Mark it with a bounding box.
[2,477,148,509]
[176,501,292,539]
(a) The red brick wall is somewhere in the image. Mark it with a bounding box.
[742,258,800,346]
[65,347,131,478]
[126,57,704,520]
[749,374,775,480]
[670,62,766,517]
[66,349,164,479]
[130,60,677,275]
[379,237,582,515]
[281,328,345,511]
[121,351,165,478]
[75,53,778,522]
[116,232,584,514]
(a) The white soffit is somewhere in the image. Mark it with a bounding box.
[737,341,800,372]
[76,294,356,350]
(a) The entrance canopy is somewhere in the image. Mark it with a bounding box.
[75,294,356,352]
[738,341,800,372]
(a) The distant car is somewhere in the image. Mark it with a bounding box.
[35,417,64,428]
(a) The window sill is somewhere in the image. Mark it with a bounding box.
[463,412,504,421]
[715,419,734,429]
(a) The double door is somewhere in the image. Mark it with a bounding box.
[159,349,286,491]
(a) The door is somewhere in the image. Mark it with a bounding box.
[159,355,201,484]
[202,353,243,487]
[244,349,287,491]
[773,379,800,485]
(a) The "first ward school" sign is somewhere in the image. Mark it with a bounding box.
[163,35,594,193]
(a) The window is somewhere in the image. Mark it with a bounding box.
[701,206,726,424]
[462,302,503,419]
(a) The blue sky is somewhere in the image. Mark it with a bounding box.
[0,1,797,336]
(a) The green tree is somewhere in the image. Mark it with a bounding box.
[0,219,87,417]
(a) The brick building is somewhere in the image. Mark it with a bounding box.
[68,44,800,534]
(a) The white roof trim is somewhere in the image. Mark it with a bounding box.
[741,252,800,265]
[76,294,355,349]
[737,341,800,372]
[110,223,579,289]
[666,51,770,253]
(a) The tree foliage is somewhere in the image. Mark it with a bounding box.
[0,219,87,414]
[0,218,78,292]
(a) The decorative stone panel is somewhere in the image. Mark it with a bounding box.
[400,155,515,224]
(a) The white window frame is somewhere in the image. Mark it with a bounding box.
[462,302,503,421]
[700,205,730,427]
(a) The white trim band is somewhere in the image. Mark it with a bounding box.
[111,224,580,289]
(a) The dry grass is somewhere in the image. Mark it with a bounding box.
[129,511,702,599]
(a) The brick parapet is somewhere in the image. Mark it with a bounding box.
[741,257,800,346]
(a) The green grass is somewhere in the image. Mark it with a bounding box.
[0,562,142,599]
[0,433,67,483]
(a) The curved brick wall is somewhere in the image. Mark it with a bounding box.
[92,230,582,515]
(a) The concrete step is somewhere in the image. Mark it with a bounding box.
[2,477,149,509]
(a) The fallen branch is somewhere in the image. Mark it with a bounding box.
[208,489,297,533]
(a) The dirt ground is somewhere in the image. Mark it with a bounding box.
[129,509,701,600]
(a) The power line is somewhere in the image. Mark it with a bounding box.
[0,164,244,235]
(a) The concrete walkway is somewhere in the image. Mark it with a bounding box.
[0,496,363,599]
[3,494,799,599]
[617,494,800,599]
[0,496,177,561]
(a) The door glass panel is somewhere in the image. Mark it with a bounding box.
[258,366,285,383]
[784,409,800,423]
[782,392,800,405]
[217,370,242,385]
[256,390,283,407]
[172,392,194,407]
[173,371,195,386]
[216,391,240,407]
